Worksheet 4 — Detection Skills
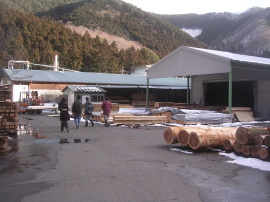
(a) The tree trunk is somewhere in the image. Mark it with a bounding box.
[258,146,269,160]
[188,127,237,150]
[235,127,269,145]
[163,126,184,144]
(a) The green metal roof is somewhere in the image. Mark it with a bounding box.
[3,69,187,88]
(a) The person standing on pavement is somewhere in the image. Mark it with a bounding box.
[72,95,83,129]
[84,97,94,127]
[58,97,70,132]
[101,97,112,127]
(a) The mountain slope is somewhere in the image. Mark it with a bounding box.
[0,0,208,58]
[0,4,163,72]
[158,7,270,57]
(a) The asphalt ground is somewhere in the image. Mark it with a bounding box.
[0,112,270,202]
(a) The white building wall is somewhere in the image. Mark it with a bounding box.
[257,79,270,119]
[13,85,29,102]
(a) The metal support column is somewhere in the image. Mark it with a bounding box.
[228,65,233,114]
[186,76,190,104]
[146,78,149,108]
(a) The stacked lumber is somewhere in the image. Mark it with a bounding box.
[109,96,130,104]
[0,101,19,134]
[99,112,135,123]
[93,111,169,125]
[230,127,270,160]
[113,116,167,125]
[0,85,12,101]
[151,111,172,123]
[154,102,175,108]
[172,103,206,110]
[131,93,155,106]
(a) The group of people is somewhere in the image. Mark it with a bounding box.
[58,95,112,132]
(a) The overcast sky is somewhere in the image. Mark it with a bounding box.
[122,0,270,14]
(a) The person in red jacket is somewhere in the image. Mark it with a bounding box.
[101,97,112,127]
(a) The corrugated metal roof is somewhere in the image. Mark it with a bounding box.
[191,47,270,65]
[63,86,107,93]
[3,69,186,87]
[147,46,270,79]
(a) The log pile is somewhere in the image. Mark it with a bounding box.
[163,126,237,149]
[231,127,270,160]
[163,126,270,161]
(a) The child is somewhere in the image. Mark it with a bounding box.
[58,97,70,132]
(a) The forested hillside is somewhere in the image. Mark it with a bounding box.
[0,0,207,59]
[0,5,161,72]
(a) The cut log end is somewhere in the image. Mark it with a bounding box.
[258,146,269,160]
[235,127,250,144]
[263,135,270,147]
[224,139,234,151]
[251,146,260,157]
[188,132,201,150]
[233,141,244,153]
[242,145,251,156]
[236,127,269,145]
[177,130,190,146]
[163,127,182,144]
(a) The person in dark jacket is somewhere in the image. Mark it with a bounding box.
[84,97,94,127]
[58,97,70,132]
[101,97,112,127]
[72,95,83,129]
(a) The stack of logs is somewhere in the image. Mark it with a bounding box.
[164,126,270,161]
[224,127,270,160]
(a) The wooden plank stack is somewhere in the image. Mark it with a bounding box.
[131,93,155,106]
[93,111,169,125]
[163,126,270,161]
[113,116,167,125]
[0,101,19,134]
[0,85,12,101]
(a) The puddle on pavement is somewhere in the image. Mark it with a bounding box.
[59,139,91,144]
[0,123,91,157]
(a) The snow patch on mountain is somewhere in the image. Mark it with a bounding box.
[182,28,202,38]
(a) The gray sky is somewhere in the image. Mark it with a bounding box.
[122,0,270,14]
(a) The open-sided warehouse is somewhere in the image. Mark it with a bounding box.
[147,46,270,120]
